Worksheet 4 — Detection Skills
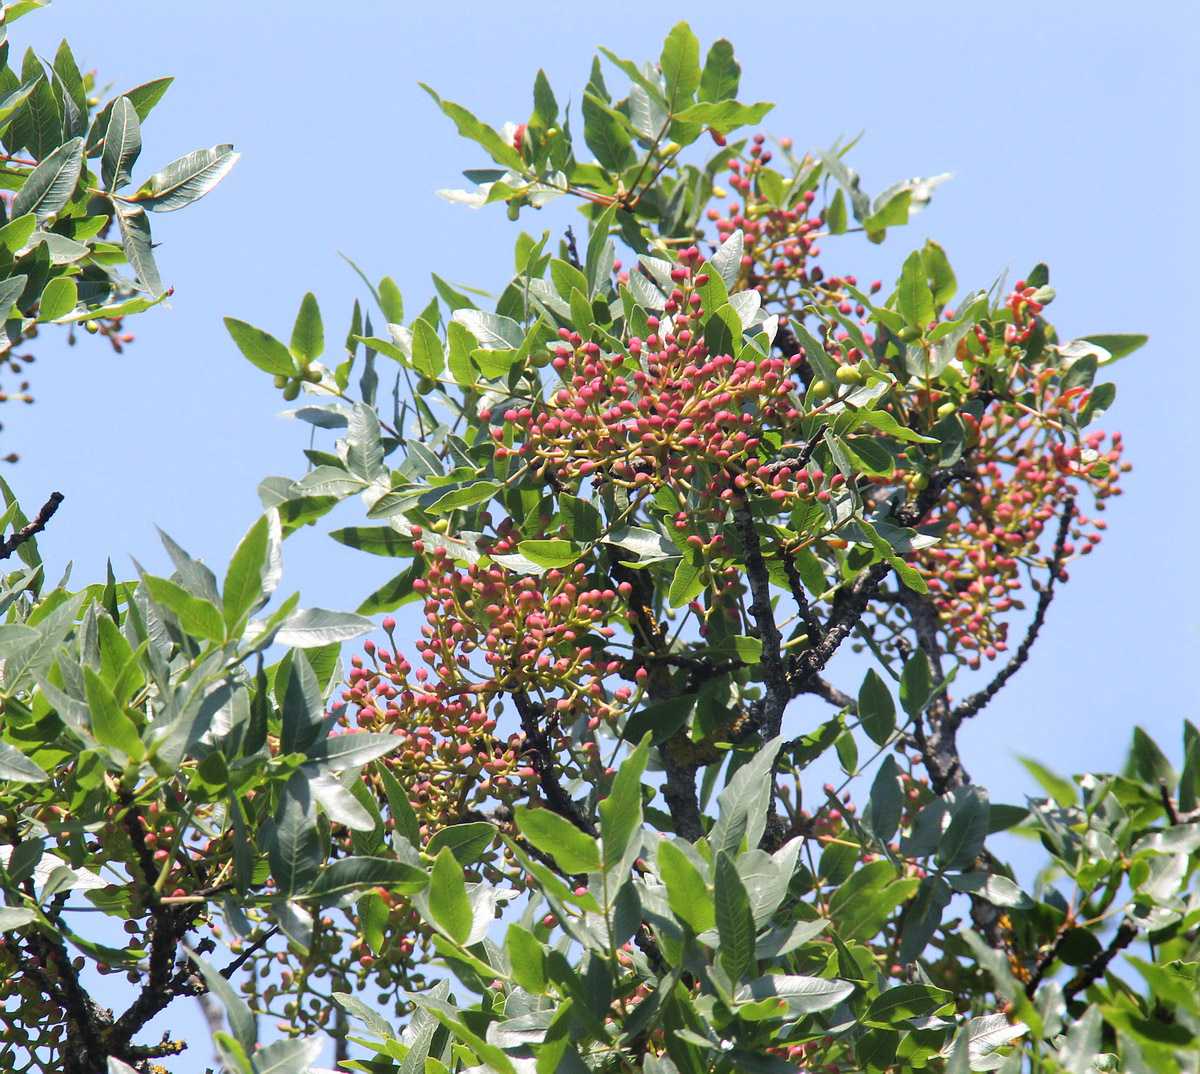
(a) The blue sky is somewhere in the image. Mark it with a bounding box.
[4,0,1198,1064]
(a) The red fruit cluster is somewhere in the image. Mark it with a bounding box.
[344,547,621,825]
[492,248,814,510]
[903,322,1127,665]
[705,138,829,313]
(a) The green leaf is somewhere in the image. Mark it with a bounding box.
[250,1037,322,1074]
[516,539,584,569]
[0,274,26,319]
[505,924,547,994]
[428,846,472,944]
[83,666,142,760]
[698,39,740,103]
[411,317,445,379]
[356,563,422,614]
[0,738,47,782]
[934,785,990,872]
[559,495,603,544]
[899,649,932,718]
[329,525,410,557]
[897,250,934,330]
[920,240,957,307]
[862,189,911,234]
[269,770,323,897]
[581,92,632,172]
[714,851,756,983]
[10,72,60,162]
[277,651,324,756]
[861,755,902,845]
[660,22,701,108]
[828,860,920,943]
[12,135,83,224]
[86,78,173,152]
[864,983,953,1027]
[1017,755,1076,808]
[620,694,695,746]
[711,738,784,857]
[53,39,87,118]
[0,80,39,139]
[0,212,37,253]
[858,668,896,746]
[673,100,772,132]
[185,946,257,1053]
[305,856,428,899]
[852,406,937,444]
[305,731,401,769]
[132,143,239,212]
[100,96,140,192]
[1079,333,1146,360]
[289,292,323,362]
[514,804,599,874]
[378,276,403,323]
[223,514,271,629]
[0,907,36,929]
[736,974,855,1017]
[143,575,225,643]
[114,205,163,297]
[599,736,647,868]
[826,188,847,234]
[657,840,714,933]
[274,608,373,648]
[425,822,496,865]
[37,275,76,321]
[419,84,523,171]
[945,872,1033,909]
[1126,725,1175,786]
[668,551,704,608]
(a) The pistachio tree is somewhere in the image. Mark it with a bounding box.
[2,14,1196,1074]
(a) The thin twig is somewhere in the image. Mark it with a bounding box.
[1160,779,1181,826]
[951,497,1076,724]
[796,675,856,712]
[1063,918,1138,1000]
[0,491,63,560]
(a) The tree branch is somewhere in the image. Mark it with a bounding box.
[1063,918,1138,1000]
[0,491,63,560]
[731,497,789,740]
[796,674,856,712]
[513,690,596,836]
[950,496,1076,724]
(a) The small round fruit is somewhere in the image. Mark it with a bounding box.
[897,325,921,342]
[416,376,436,394]
[282,381,300,401]
[936,401,957,420]
[304,368,322,383]
[273,374,288,388]
[811,379,834,399]
[835,365,863,385]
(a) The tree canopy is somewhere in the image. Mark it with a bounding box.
[0,10,1192,1074]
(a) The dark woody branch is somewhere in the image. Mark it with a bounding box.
[1063,918,1138,1000]
[950,497,1076,725]
[513,690,597,837]
[0,490,63,561]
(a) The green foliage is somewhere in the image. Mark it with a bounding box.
[0,7,238,451]
[0,13,1182,1074]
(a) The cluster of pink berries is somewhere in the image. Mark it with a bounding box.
[907,337,1126,665]
[488,248,815,510]
[343,545,622,826]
